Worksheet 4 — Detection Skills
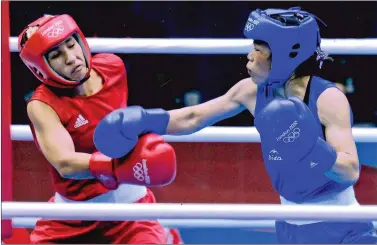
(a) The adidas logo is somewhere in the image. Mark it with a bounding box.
[74,114,89,128]
[310,162,318,168]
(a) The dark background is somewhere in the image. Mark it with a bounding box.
[8,1,377,126]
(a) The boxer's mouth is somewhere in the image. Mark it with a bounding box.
[72,65,82,74]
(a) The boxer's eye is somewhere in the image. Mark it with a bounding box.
[48,51,60,60]
[65,37,75,48]
[66,40,75,48]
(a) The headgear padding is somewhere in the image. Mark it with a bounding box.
[18,14,92,88]
[244,7,321,88]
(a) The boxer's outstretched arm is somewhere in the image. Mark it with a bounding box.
[166,78,254,135]
[27,100,94,180]
[318,87,360,184]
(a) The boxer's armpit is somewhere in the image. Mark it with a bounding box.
[27,100,94,180]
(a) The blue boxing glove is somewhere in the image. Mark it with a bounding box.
[255,96,337,175]
[93,106,170,158]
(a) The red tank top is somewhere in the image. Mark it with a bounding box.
[29,53,128,201]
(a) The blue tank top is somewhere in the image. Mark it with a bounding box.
[255,76,354,203]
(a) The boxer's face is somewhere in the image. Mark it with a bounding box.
[246,42,271,84]
[46,36,88,82]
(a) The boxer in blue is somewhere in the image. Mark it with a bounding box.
[93,7,377,244]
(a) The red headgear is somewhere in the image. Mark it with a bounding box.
[18,14,92,88]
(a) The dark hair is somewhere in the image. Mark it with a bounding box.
[253,40,272,61]
[20,32,30,48]
[19,25,40,48]
[291,52,333,79]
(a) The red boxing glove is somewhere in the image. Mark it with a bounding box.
[89,133,177,189]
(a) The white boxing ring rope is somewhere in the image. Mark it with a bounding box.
[7,37,377,230]
[10,216,377,230]
[12,217,280,229]
[10,125,377,143]
[8,37,377,54]
[4,203,377,227]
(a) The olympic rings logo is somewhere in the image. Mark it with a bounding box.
[283,128,300,143]
[245,22,254,32]
[133,162,145,182]
[47,25,64,38]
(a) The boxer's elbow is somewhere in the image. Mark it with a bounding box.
[57,165,76,179]
[341,154,360,183]
[343,167,360,185]
[53,154,93,180]
[327,155,360,184]
[347,159,360,183]
[178,110,203,134]
[167,108,202,135]
[184,109,215,134]
[57,164,93,180]
[189,110,207,131]
[54,158,77,178]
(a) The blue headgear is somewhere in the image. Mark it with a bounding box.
[244,7,322,88]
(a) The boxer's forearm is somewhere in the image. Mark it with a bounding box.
[325,152,359,184]
[166,107,203,135]
[55,152,95,180]
[165,94,245,135]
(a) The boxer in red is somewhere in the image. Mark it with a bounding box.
[18,14,179,244]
